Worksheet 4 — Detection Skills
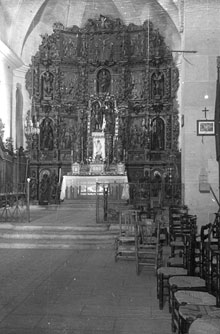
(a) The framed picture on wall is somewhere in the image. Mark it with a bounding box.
[197,120,215,136]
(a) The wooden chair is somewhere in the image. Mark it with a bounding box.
[157,212,196,310]
[114,209,139,262]
[135,215,163,275]
[168,223,207,314]
[169,205,189,257]
[177,250,220,334]
[171,214,220,334]
[167,214,197,268]
[199,223,213,279]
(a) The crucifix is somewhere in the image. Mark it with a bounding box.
[202,107,209,119]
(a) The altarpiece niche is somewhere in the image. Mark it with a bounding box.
[25,15,180,205]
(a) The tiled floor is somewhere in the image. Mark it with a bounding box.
[0,203,171,334]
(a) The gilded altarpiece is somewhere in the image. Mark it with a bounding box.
[25,16,180,205]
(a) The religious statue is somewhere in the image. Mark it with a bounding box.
[97,69,111,94]
[42,69,54,99]
[40,117,54,150]
[95,139,102,160]
[151,71,164,98]
[91,101,103,131]
[104,102,114,134]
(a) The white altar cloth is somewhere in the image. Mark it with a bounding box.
[60,175,128,200]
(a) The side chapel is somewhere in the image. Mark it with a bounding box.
[25,15,180,206]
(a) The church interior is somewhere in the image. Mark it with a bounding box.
[0,1,220,333]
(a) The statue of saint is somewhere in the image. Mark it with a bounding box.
[95,139,102,160]
[97,69,111,94]
[40,118,54,150]
[42,69,54,99]
[152,71,164,98]
[91,101,103,131]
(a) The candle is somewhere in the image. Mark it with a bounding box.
[58,168,61,184]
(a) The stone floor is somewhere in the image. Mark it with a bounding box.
[0,202,171,334]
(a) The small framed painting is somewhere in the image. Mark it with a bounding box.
[197,120,215,136]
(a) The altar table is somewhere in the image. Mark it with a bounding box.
[60,175,128,200]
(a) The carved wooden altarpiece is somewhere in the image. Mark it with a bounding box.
[25,15,180,205]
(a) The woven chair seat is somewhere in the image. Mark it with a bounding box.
[167,256,184,266]
[175,290,216,306]
[179,304,220,321]
[189,315,220,334]
[170,240,184,247]
[117,236,135,242]
[169,276,206,289]
[157,266,187,278]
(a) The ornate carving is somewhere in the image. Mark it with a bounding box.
[25,16,180,202]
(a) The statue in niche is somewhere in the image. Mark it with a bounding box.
[151,117,165,151]
[42,69,54,99]
[151,171,162,197]
[130,124,141,148]
[40,117,54,150]
[151,71,164,98]
[91,101,103,131]
[104,100,114,134]
[95,139,102,160]
[97,69,111,94]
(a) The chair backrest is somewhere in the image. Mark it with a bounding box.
[210,213,220,248]
[139,219,156,244]
[169,205,188,241]
[119,209,139,236]
[174,214,197,274]
[199,222,212,278]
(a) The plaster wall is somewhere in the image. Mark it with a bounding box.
[181,0,220,228]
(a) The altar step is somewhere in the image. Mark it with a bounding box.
[61,198,97,208]
[0,224,119,249]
